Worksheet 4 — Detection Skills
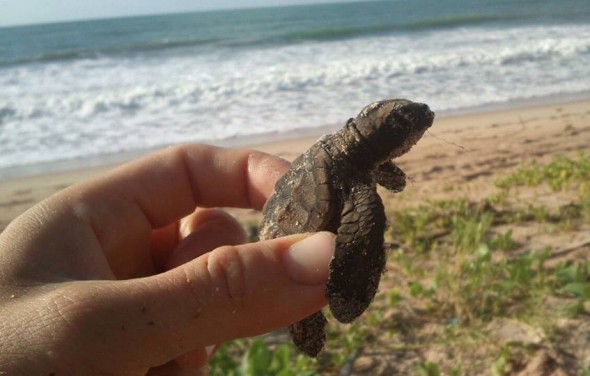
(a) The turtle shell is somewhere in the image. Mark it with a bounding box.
[260,143,340,239]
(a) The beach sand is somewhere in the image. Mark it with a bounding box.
[2,100,589,232]
[1,99,589,373]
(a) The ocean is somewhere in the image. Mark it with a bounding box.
[1,0,589,178]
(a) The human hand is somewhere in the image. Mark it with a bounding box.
[0,145,335,375]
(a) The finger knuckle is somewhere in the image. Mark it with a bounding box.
[204,245,248,303]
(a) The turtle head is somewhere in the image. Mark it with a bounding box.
[354,98,434,161]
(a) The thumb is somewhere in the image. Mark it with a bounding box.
[99,231,335,368]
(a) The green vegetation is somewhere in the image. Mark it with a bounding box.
[210,339,318,376]
[557,261,590,301]
[495,153,590,192]
[416,361,441,376]
[211,154,590,374]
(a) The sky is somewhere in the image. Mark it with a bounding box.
[0,0,358,27]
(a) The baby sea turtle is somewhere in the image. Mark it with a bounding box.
[260,99,434,356]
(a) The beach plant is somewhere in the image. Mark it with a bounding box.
[580,191,590,219]
[555,260,590,301]
[209,339,318,376]
[389,155,590,322]
[392,203,441,253]
[495,153,590,192]
[408,280,435,299]
[388,155,589,370]
[488,229,516,252]
[490,346,511,376]
[416,361,441,376]
[324,316,369,368]
[436,243,559,321]
[391,197,490,254]
[494,160,545,189]
[450,211,493,253]
[209,340,243,374]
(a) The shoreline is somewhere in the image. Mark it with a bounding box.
[1,96,589,374]
[1,98,589,232]
[2,96,589,182]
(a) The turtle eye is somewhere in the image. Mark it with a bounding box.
[387,108,412,128]
[392,102,434,129]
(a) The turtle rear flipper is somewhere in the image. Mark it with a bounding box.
[327,184,387,323]
[289,311,327,357]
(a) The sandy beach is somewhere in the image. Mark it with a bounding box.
[2,99,589,232]
[1,99,589,374]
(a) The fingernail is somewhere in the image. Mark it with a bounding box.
[283,232,335,285]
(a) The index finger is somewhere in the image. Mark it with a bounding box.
[68,144,290,229]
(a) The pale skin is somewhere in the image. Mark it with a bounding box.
[0,145,335,375]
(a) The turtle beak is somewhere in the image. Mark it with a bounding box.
[398,102,434,130]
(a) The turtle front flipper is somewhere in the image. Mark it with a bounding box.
[375,161,406,193]
[288,311,328,357]
[327,184,387,323]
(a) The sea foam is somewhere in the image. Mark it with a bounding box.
[1,21,589,173]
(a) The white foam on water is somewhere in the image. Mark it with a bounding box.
[1,23,589,172]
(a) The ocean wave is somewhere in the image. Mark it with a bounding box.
[0,37,222,67]
[1,23,589,170]
[284,24,398,42]
[3,24,588,115]
[5,2,587,69]
[404,14,510,31]
[268,15,511,44]
[0,105,17,124]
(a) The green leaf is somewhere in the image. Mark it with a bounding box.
[562,282,590,300]
[416,362,441,376]
[475,243,491,262]
[242,340,272,376]
[269,345,291,373]
[409,281,425,297]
